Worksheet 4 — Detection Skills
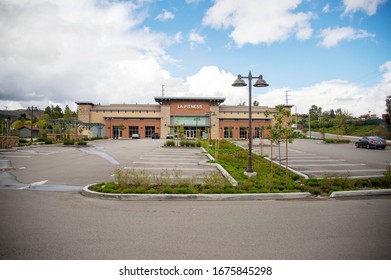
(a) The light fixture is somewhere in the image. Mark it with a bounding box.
[231,71,269,176]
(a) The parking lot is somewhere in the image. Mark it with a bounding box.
[0,139,218,189]
[1,138,390,189]
[236,139,391,179]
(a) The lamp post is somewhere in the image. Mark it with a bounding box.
[232,71,269,176]
[28,106,37,142]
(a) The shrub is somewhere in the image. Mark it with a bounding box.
[163,187,173,194]
[323,139,350,144]
[135,187,146,194]
[77,141,87,145]
[164,140,175,147]
[64,138,75,145]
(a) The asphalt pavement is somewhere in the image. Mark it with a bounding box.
[236,138,391,179]
[1,189,390,259]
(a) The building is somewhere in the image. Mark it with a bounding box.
[76,96,289,139]
[18,126,40,139]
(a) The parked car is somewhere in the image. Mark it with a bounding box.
[131,133,140,139]
[166,134,174,139]
[355,136,387,149]
[151,132,159,139]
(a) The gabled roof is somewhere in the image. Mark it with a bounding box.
[18,126,40,131]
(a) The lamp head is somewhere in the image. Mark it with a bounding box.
[231,75,247,87]
[253,75,269,87]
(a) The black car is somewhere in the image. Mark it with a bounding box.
[151,132,159,139]
[355,136,387,149]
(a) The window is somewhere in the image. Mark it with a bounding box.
[255,127,261,138]
[112,126,122,138]
[224,127,233,139]
[239,127,248,139]
[129,126,139,135]
[145,126,155,138]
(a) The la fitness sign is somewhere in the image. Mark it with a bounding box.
[177,104,203,109]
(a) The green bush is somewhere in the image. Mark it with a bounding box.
[77,141,87,145]
[163,187,173,194]
[164,140,175,147]
[64,138,75,145]
[323,139,350,144]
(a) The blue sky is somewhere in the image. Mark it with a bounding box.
[0,0,390,116]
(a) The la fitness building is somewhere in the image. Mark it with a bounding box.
[76,96,288,139]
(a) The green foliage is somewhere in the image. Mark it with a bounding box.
[63,138,75,145]
[164,140,175,146]
[323,138,350,144]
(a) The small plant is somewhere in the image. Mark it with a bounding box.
[77,140,87,145]
[64,138,75,145]
[164,140,175,147]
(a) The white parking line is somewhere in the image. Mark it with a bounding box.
[132,161,198,165]
[305,169,386,173]
[287,159,345,162]
[139,157,199,161]
[0,155,32,158]
[125,167,216,171]
[289,163,366,167]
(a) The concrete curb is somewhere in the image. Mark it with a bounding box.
[200,147,238,186]
[81,185,313,201]
[330,189,391,198]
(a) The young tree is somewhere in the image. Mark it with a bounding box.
[334,110,352,136]
[265,105,296,184]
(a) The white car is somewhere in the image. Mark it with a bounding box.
[131,133,140,139]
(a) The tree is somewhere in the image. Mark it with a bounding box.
[265,105,296,184]
[386,95,391,118]
[64,105,73,120]
[334,110,352,136]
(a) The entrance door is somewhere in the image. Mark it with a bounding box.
[185,130,196,139]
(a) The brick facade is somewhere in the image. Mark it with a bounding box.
[76,97,290,139]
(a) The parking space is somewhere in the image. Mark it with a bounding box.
[125,146,217,178]
[0,139,219,188]
[236,139,390,179]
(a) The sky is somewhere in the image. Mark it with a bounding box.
[0,0,390,117]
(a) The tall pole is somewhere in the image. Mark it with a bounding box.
[28,106,37,142]
[232,70,268,177]
[247,72,253,173]
[308,109,311,138]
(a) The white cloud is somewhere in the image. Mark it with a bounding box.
[318,27,375,47]
[342,0,386,16]
[253,61,391,117]
[189,30,205,48]
[0,0,180,110]
[322,3,330,13]
[202,0,314,46]
[155,9,175,22]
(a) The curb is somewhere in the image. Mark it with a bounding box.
[81,185,313,201]
[200,147,238,186]
[330,189,391,198]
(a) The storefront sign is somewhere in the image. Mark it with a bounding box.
[177,104,203,109]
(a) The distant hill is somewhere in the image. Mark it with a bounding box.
[0,109,44,121]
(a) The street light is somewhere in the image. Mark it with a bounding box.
[232,71,269,176]
[28,106,38,142]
